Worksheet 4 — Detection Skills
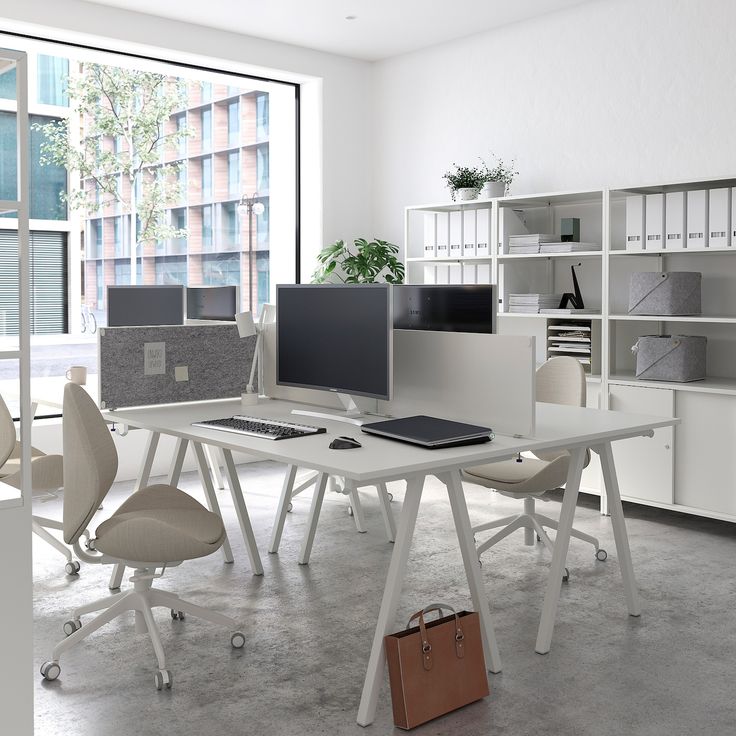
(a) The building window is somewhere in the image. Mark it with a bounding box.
[113,216,123,257]
[155,255,187,285]
[170,208,187,254]
[96,262,104,306]
[257,252,269,313]
[202,204,213,250]
[227,100,239,147]
[175,113,187,158]
[89,219,103,258]
[257,200,269,246]
[221,202,239,247]
[256,145,269,193]
[256,93,269,141]
[202,253,240,286]
[202,156,212,200]
[114,259,141,285]
[0,63,16,100]
[228,151,240,197]
[201,107,212,152]
[200,81,212,103]
[37,55,69,106]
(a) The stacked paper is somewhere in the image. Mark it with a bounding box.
[538,242,601,253]
[507,233,559,254]
[508,293,563,313]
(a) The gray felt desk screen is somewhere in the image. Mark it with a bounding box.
[98,324,257,410]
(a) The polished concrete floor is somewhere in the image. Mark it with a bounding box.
[33,461,736,736]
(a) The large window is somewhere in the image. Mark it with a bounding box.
[201,156,212,199]
[202,253,240,286]
[201,107,212,152]
[155,255,187,285]
[227,100,239,147]
[37,55,69,106]
[227,151,239,197]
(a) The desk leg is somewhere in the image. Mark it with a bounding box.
[357,475,424,727]
[441,470,502,673]
[346,479,367,534]
[108,430,160,590]
[193,442,234,564]
[204,444,226,490]
[269,464,298,554]
[221,449,264,576]
[535,446,586,654]
[376,482,396,543]
[596,441,640,616]
[167,438,188,487]
[298,472,329,565]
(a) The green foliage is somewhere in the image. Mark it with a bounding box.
[33,63,193,246]
[442,163,485,200]
[311,238,405,284]
[481,154,518,187]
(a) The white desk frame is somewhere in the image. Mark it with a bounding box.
[104,398,675,727]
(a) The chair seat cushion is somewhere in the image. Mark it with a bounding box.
[94,484,226,564]
[463,454,571,495]
[0,449,63,493]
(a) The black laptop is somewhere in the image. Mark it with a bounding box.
[361,415,493,449]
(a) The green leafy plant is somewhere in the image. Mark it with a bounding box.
[442,163,486,200]
[311,238,405,284]
[481,155,518,188]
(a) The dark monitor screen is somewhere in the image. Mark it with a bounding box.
[187,286,237,321]
[277,284,392,401]
[107,285,185,327]
[393,285,496,334]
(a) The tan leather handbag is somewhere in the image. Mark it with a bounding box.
[384,603,489,730]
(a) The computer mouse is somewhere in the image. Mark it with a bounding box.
[329,436,362,450]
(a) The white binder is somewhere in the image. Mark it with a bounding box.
[462,263,477,283]
[708,187,731,248]
[625,195,645,251]
[645,194,665,250]
[476,263,491,283]
[436,212,449,258]
[449,211,463,258]
[423,265,437,284]
[476,208,490,257]
[665,191,686,250]
[463,209,476,257]
[423,213,437,258]
[435,263,450,284]
[448,263,462,284]
[687,189,709,249]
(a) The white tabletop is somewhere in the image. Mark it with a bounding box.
[104,398,677,483]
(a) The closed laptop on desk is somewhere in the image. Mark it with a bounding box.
[362,415,493,449]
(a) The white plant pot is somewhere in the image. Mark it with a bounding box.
[455,187,480,201]
[481,181,506,198]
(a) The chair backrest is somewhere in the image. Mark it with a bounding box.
[534,357,586,463]
[63,383,118,545]
[0,393,16,469]
[536,356,586,407]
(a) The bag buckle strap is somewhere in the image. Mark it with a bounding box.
[407,603,465,670]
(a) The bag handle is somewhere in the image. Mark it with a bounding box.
[629,272,669,313]
[407,603,466,671]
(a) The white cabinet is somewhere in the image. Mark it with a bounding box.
[608,384,675,505]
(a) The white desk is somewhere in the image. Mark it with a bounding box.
[104,397,676,727]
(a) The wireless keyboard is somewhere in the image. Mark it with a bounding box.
[192,415,326,440]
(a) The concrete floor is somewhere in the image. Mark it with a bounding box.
[32,461,736,736]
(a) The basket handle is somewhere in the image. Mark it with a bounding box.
[407,603,465,671]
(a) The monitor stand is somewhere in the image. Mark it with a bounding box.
[292,393,366,427]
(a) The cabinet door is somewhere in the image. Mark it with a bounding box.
[608,384,674,504]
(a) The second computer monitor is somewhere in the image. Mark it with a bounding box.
[393,284,496,333]
[107,285,185,327]
[187,285,238,321]
[276,284,392,401]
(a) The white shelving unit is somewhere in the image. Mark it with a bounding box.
[404,175,736,522]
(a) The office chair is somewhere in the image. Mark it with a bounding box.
[0,393,81,574]
[40,384,245,690]
[463,357,606,579]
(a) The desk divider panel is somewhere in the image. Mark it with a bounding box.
[263,323,535,437]
[98,324,256,410]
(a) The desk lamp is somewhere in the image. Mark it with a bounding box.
[236,304,274,406]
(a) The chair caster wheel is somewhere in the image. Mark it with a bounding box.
[155,669,172,690]
[388,492,394,502]
[40,661,60,681]
[287,502,293,513]
[231,632,245,649]
[347,505,353,517]
[595,548,608,561]
[64,560,81,575]
[63,619,82,637]
[563,568,570,583]
[170,609,185,620]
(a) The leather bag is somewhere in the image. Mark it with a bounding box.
[384,603,489,729]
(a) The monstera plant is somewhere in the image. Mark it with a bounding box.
[311,237,405,284]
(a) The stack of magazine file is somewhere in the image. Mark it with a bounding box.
[508,293,563,313]
[507,233,558,254]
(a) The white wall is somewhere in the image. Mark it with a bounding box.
[371,0,736,247]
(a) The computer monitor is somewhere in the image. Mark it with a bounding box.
[392,284,496,334]
[186,285,238,321]
[276,284,392,403]
[107,285,185,327]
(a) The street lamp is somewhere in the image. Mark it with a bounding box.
[237,193,265,314]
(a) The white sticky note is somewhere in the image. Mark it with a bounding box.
[144,342,166,376]
[174,365,189,382]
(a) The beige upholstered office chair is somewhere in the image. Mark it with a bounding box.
[463,357,606,578]
[0,393,80,574]
[40,384,245,690]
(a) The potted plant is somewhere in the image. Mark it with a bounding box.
[442,163,486,201]
[311,237,405,284]
[480,155,518,198]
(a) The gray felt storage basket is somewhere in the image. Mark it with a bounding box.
[628,272,701,315]
[632,335,706,382]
